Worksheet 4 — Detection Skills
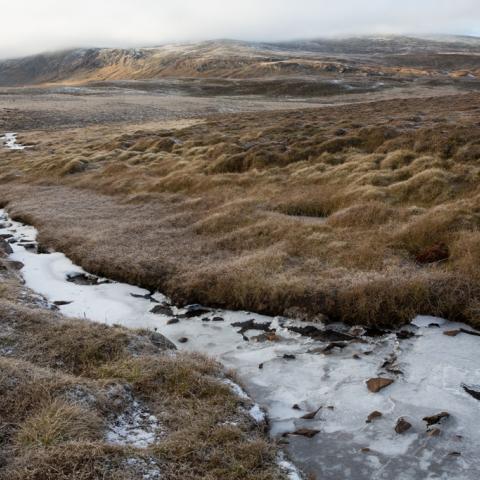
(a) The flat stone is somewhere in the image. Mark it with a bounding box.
[423,412,450,427]
[366,411,383,423]
[150,305,174,316]
[66,272,100,286]
[167,318,180,325]
[301,407,321,420]
[443,330,461,337]
[180,304,211,318]
[366,378,394,393]
[178,337,189,344]
[290,428,320,438]
[53,300,73,306]
[462,384,480,401]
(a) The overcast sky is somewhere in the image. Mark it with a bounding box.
[1,0,479,59]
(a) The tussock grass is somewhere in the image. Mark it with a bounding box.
[16,400,102,447]
[2,93,480,328]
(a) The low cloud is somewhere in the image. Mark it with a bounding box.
[1,0,479,59]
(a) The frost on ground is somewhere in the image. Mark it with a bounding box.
[123,457,162,480]
[222,378,267,424]
[106,400,162,448]
[1,132,26,150]
[3,209,480,479]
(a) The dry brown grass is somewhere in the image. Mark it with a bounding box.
[2,93,480,327]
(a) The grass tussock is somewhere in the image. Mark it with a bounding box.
[2,93,480,328]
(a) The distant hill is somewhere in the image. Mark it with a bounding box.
[0,36,479,86]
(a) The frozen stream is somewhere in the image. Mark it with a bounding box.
[1,210,480,479]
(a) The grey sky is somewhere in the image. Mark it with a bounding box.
[1,0,479,59]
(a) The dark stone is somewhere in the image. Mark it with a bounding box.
[363,326,390,337]
[212,316,224,322]
[0,233,13,239]
[462,384,480,401]
[292,404,301,410]
[287,325,353,342]
[179,304,211,318]
[289,428,320,438]
[202,317,211,322]
[283,354,296,360]
[167,318,180,325]
[460,328,480,337]
[0,239,13,255]
[149,332,176,350]
[258,363,264,369]
[423,412,450,427]
[7,260,23,270]
[178,337,189,344]
[66,272,100,286]
[19,242,37,252]
[150,305,174,316]
[323,342,348,352]
[301,407,321,420]
[53,300,73,306]
[231,319,272,335]
[396,330,415,340]
[395,418,412,434]
[130,292,160,303]
[428,323,441,328]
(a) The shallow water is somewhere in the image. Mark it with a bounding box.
[2,209,479,480]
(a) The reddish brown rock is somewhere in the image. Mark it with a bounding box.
[366,411,383,423]
[366,378,394,393]
[395,418,412,434]
[443,330,461,337]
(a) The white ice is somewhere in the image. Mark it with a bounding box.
[1,133,26,150]
[2,209,480,479]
